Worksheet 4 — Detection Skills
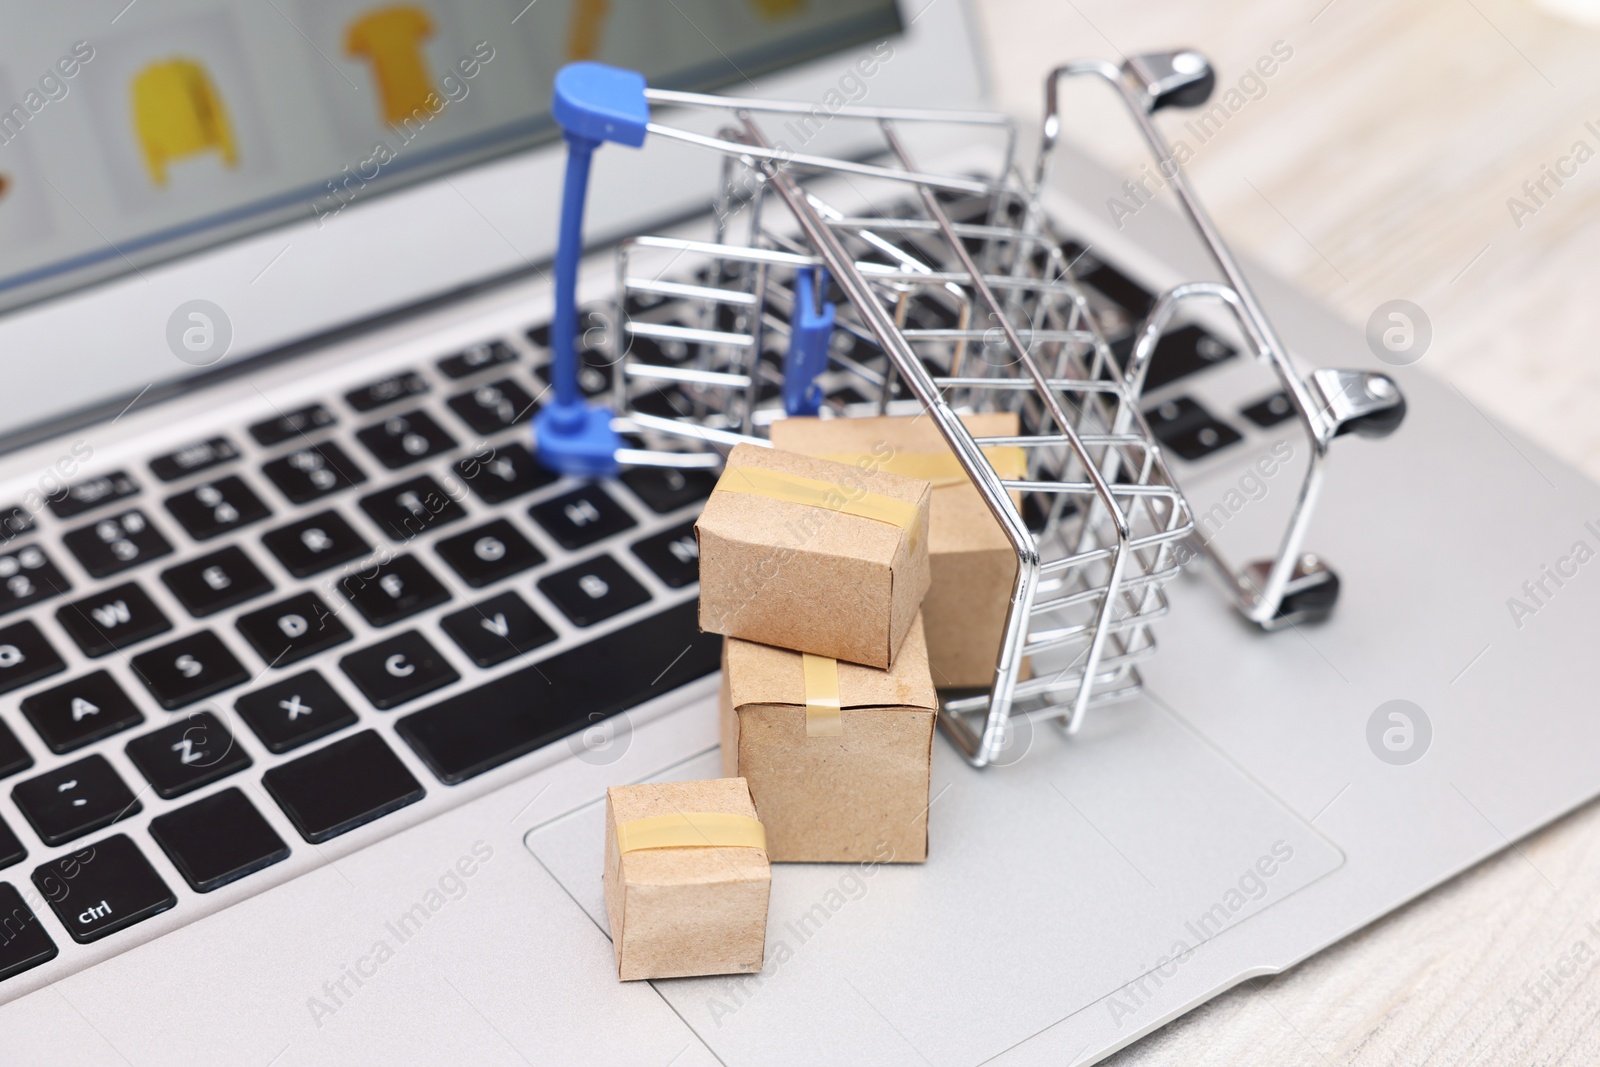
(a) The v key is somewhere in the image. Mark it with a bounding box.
[442,592,555,668]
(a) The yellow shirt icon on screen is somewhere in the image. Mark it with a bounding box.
[346,5,436,126]
[132,59,238,187]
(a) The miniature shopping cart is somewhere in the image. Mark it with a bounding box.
[532,56,1406,768]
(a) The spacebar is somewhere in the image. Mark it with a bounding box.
[395,601,720,784]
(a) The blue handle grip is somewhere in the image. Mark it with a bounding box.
[782,268,835,417]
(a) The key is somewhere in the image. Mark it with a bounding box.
[618,467,716,514]
[0,545,70,616]
[262,511,370,577]
[149,436,241,482]
[235,670,358,753]
[0,619,67,691]
[446,379,537,435]
[0,818,24,870]
[13,755,141,846]
[339,555,450,627]
[148,787,290,893]
[262,730,425,843]
[533,347,613,397]
[0,883,56,980]
[630,521,700,589]
[161,546,275,618]
[345,371,428,413]
[529,485,635,550]
[235,592,352,667]
[1144,396,1244,462]
[440,592,556,668]
[0,505,33,546]
[1062,241,1155,316]
[397,601,719,783]
[437,339,516,379]
[0,718,32,780]
[33,834,176,943]
[527,306,608,352]
[340,631,459,710]
[63,509,173,579]
[130,631,250,709]
[538,555,650,627]
[1140,325,1237,392]
[249,403,336,447]
[48,471,139,520]
[56,584,171,657]
[359,475,468,541]
[356,410,456,469]
[434,519,543,588]
[453,441,556,504]
[20,671,144,754]
[164,476,270,543]
[261,442,367,505]
[124,710,252,799]
[1241,391,1296,429]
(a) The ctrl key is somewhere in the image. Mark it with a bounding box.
[0,881,58,981]
[32,835,176,944]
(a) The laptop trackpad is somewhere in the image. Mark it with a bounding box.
[526,696,1343,1066]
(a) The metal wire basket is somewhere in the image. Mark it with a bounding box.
[534,54,1405,767]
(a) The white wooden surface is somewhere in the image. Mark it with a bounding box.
[971,1,1600,1063]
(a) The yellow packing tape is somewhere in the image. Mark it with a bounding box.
[615,812,767,854]
[714,464,921,534]
[802,653,843,737]
[820,446,1028,487]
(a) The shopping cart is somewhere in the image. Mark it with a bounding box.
[532,56,1405,768]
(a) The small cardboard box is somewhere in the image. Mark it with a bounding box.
[769,413,1023,688]
[696,443,932,669]
[720,614,938,863]
[603,778,771,982]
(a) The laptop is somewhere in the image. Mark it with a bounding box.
[0,2,1593,1064]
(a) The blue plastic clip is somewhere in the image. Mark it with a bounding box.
[782,268,836,417]
[534,63,650,478]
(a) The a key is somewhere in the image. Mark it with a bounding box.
[0,818,25,870]
[234,670,358,753]
[537,555,650,627]
[164,476,271,540]
[262,730,425,843]
[446,379,537,435]
[148,787,290,893]
[124,710,252,799]
[433,519,544,588]
[0,545,70,616]
[618,467,716,514]
[0,718,32,780]
[13,755,141,846]
[57,583,173,656]
[340,631,459,710]
[161,546,275,618]
[235,592,352,667]
[358,476,468,541]
[48,471,139,520]
[356,410,456,469]
[33,834,176,943]
[248,403,336,447]
[630,521,700,589]
[0,883,56,980]
[63,509,173,579]
[261,442,367,505]
[529,485,636,550]
[345,371,428,413]
[397,601,719,784]
[0,619,67,691]
[453,441,556,504]
[129,631,250,710]
[149,436,241,482]
[437,340,516,379]
[261,511,371,577]
[20,671,144,755]
[338,555,450,627]
[440,592,556,668]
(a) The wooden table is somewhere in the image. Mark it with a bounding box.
[972,1,1600,1062]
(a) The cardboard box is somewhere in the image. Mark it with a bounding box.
[720,614,938,863]
[769,413,1023,688]
[603,777,771,982]
[696,443,932,669]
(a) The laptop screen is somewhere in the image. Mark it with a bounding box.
[0,0,901,313]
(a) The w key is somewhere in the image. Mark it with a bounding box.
[57,583,172,657]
